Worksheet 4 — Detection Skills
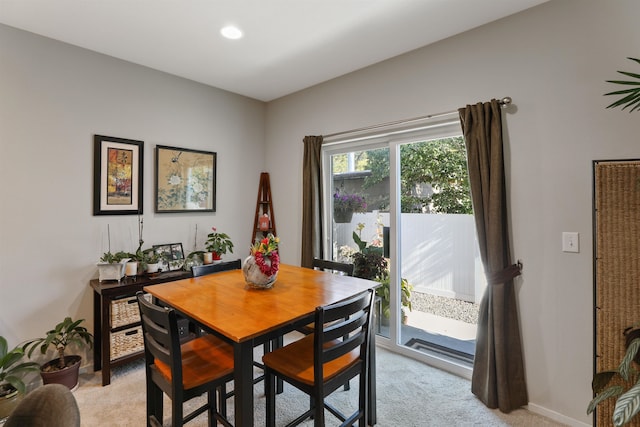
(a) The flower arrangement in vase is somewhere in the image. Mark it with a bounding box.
[205,227,234,262]
[243,233,280,289]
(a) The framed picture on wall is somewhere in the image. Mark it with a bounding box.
[155,145,216,213]
[93,135,144,215]
[153,243,185,271]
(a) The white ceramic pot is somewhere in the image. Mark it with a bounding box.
[97,259,129,282]
[146,263,159,273]
[242,256,277,289]
[125,261,138,277]
[203,252,213,264]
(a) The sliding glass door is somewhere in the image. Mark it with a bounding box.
[397,137,480,367]
[322,117,482,377]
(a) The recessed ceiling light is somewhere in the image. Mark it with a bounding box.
[221,25,243,40]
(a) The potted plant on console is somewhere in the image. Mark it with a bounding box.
[143,248,161,273]
[97,251,130,282]
[22,317,93,390]
[0,336,40,421]
[205,226,234,263]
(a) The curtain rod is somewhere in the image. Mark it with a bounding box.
[323,96,512,139]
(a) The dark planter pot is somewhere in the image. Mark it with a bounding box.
[0,385,22,421]
[334,209,354,223]
[40,355,81,390]
[624,327,640,364]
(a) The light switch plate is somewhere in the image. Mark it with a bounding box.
[562,232,579,253]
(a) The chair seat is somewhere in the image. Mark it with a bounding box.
[262,333,359,386]
[155,334,234,390]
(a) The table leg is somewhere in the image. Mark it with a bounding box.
[101,296,111,386]
[234,340,254,427]
[93,290,102,371]
[368,330,377,425]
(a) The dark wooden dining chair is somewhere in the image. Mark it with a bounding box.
[304,258,357,391]
[190,258,274,392]
[312,257,354,276]
[189,259,242,336]
[262,289,375,427]
[136,292,234,427]
[312,257,383,335]
[191,258,242,277]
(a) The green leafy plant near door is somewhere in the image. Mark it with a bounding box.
[588,322,640,426]
[604,57,640,113]
[348,223,412,320]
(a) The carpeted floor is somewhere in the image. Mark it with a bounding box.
[73,338,565,426]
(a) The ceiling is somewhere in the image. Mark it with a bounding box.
[0,0,549,102]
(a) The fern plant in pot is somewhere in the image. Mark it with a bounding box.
[22,317,93,390]
[0,336,40,421]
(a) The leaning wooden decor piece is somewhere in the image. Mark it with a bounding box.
[251,172,276,245]
[591,160,640,426]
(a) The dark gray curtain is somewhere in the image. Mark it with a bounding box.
[301,135,323,268]
[458,100,528,412]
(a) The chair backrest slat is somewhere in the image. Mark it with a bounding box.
[323,333,366,362]
[321,294,369,324]
[137,292,182,383]
[191,258,241,277]
[313,290,374,376]
[323,310,367,342]
[312,258,354,276]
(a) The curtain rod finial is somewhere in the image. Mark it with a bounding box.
[501,97,512,106]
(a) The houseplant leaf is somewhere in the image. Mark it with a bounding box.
[588,385,624,414]
[605,57,640,112]
[619,338,640,381]
[613,381,640,427]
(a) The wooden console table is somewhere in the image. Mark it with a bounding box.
[90,270,191,386]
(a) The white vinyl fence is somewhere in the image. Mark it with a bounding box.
[333,212,486,304]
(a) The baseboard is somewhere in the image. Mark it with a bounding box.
[526,402,591,427]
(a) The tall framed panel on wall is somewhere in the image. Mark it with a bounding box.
[93,135,144,215]
[592,159,640,427]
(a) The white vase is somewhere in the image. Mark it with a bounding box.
[146,263,159,273]
[242,256,277,289]
[97,259,129,282]
[125,261,138,277]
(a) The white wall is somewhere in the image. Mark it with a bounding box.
[264,1,639,425]
[0,25,266,355]
[2,0,638,424]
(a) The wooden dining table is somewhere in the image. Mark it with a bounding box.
[143,263,378,427]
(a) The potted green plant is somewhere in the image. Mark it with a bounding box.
[142,248,161,273]
[22,317,94,390]
[205,227,234,262]
[588,322,640,426]
[0,337,40,421]
[183,250,205,271]
[375,274,413,322]
[97,250,130,282]
[604,57,640,113]
[349,224,412,323]
[333,189,367,223]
